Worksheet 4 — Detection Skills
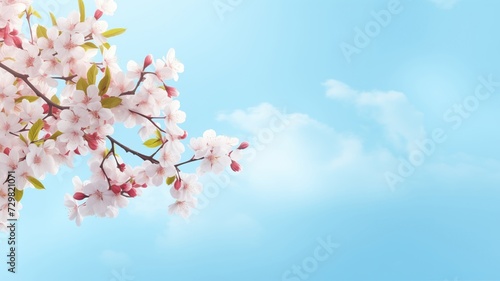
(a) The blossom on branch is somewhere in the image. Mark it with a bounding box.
[0,0,247,230]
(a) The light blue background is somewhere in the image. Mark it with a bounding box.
[1,0,499,280]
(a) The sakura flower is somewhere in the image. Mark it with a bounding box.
[53,32,85,61]
[168,199,197,219]
[56,11,89,34]
[64,194,83,226]
[145,162,175,186]
[0,113,22,136]
[170,173,202,201]
[96,0,117,16]
[80,180,115,217]
[155,48,184,81]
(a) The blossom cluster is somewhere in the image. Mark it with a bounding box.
[0,0,246,231]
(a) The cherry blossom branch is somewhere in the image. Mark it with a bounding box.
[106,135,159,164]
[128,110,166,133]
[175,156,203,168]
[0,62,69,110]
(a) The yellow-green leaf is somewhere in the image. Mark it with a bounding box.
[50,95,60,105]
[98,67,111,95]
[36,25,47,38]
[28,119,44,142]
[78,0,85,22]
[143,138,162,148]
[76,78,89,92]
[166,176,176,185]
[49,12,57,26]
[155,129,162,140]
[32,10,42,19]
[14,188,23,202]
[15,96,39,103]
[19,133,28,145]
[102,28,126,38]
[101,97,122,108]
[87,64,98,85]
[49,131,63,140]
[27,176,45,190]
[82,42,98,51]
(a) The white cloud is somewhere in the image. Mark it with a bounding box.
[324,79,426,152]
[429,0,459,9]
[219,103,397,199]
[323,79,357,100]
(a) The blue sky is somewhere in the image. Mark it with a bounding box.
[1,0,500,280]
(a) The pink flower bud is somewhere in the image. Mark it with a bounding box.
[174,178,182,190]
[178,130,188,140]
[110,185,121,194]
[127,188,137,198]
[120,183,132,192]
[42,104,49,114]
[165,85,179,98]
[3,148,10,155]
[230,160,241,172]
[237,142,249,150]
[118,163,126,172]
[73,192,87,200]
[94,9,103,19]
[143,54,153,69]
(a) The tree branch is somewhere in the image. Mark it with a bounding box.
[0,62,69,110]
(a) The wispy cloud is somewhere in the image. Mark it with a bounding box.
[324,79,426,153]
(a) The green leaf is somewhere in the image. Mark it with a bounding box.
[50,95,60,105]
[78,0,85,22]
[82,42,98,51]
[32,10,42,19]
[155,129,162,140]
[76,78,89,93]
[143,138,162,148]
[14,188,23,202]
[101,97,122,108]
[19,133,28,145]
[36,25,47,38]
[49,12,57,26]
[87,64,98,85]
[102,28,126,38]
[27,176,45,190]
[166,176,176,185]
[98,67,111,95]
[28,119,44,142]
[15,96,39,103]
[49,131,63,140]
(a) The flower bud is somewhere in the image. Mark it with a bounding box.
[118,163,126,172]
[42,103,49,114]
[94,9,103,20]
[143,54,153,69]
[230,160,241,172]
[73,192,87,200]
[110,185,121,194]
[237,142,249,150]
[178,130,188,140]
[120,183,132,192]
[174,178,182,190]
[3,148,10,155]
[127,188,137,198]
[165,85,179,98]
